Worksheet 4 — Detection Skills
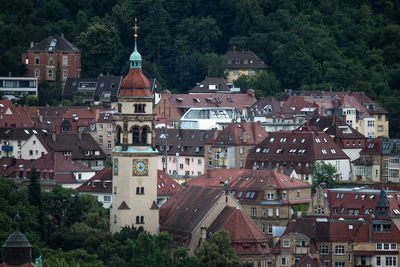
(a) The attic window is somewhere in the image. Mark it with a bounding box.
[270,138,275,143]
[368,143,375,149]
[193,98,200,103]
[206,98,213,103]
[237,191,243,198]
[321,149,327,154]
[263,148,270,153]
[301,139,306,143]
[176,98,183,102]
[227,97,234,103]
[315,138,321,143]
[195,146,200,152]
[280,138,287,143]
[276,148,284,154]
[293,138,296,143]
[330,149,336,154]
[215,98,222,103]
[256,148,261,152]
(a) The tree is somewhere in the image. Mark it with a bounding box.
[310,161,338,191]
[28,165,43,225]
[173,247,200,267]
[195,230,240,267]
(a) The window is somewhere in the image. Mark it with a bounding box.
[179,164,183,170]
[208,158,212,166]
[319,245,329,254]
[378,125,383,132]
[276,208,279,217]
[107,141,111,149]
[215,151,219,160]
[47,69,53,78]
[281,257,288,266]
[99,135,103,144]
[252,207,257,216]
[385,257,397,266]
[267,193,274,200]
[261,208,265,217]
[335,262,345,267]
[29,150,33,156]
[240,146,244,154]
[283,240,290,247]
[373,223,391,232]
[208,146,212,153]
[368,120,375,127]
[34,69,39,77]
[99,124,103,130]
[104,196,111,202]
[282,191,287,200]
[62,55,68,65]
[63,70,67,78]
[48,56,54,65]
[268,224,273,234]
[198,159,202,165]
[335,245,345,255]
[240,159,243,168]
[261,224,265,233]
[35,56,39,64]
[268,208,273,217]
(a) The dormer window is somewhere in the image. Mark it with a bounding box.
[134,104,146,113]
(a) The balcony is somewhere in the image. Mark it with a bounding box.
[2,145,13,151]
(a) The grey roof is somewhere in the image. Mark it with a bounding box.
[29,35,79,52]
[154,128,214,156]
[62,76,122,103]
[189,78,233,93]
[224,49,267,69]
[0,128,39,140]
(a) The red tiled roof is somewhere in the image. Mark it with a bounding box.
[190,169,311,190]
[246,126,349,171]
[208,206,270,255]
[0,99,15,114]
[0,114,34,128]
[360,139,382,155]
[206,121,268,147]
[293,253,321,267]
[120,68,151,90]
[157,170,181,196]
[76,167,112,193]
[11,106,38,118]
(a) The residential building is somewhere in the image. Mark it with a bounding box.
[56,108,96,134]
[381,139,400,183]
[22,35,81,84]
[224,47,267,82]
[353,139,382,182]
[204,121,267,171]
[0,77,38,100]
[0,152,95,190]
[246,126,352,183]
[62,76,122,107]
[0,128,44,158]
[160,184,271,265]
[88,109,116,160]
[247,97,304,133]
[189,77,240,94]
[156,170,181,207]
[110,25,159,235]
[189,168,312,238]
[153,89,257,128]
[279,90,389,138]
[154,128,212,182]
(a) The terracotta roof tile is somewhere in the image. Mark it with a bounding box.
[157,170,181,196]
[76,167,112,193]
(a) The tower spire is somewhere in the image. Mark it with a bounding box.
[129,17,142,69]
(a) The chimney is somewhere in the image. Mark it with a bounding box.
[247,89,255,97]
[39,115,43,123]
[200,226,207,245]
[30,41,34,48]
[52,132,56,142]
[95,108,100,121]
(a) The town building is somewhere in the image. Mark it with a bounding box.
[189,77,240,94]
[204,121,267,171]
[224,47,267,82]
[153,89,257,128]
[160,184,271,265]
[279,90,389,138]
[56,108,96,134]
[110,22,159,235]
[22,35,81,84]
[189,168,312,238]
[246,126,352,183]
[0,128,43,158]
[0,77,38,100]
[154,128,212,181]
[352,138,383,182]
[247,97,304,133]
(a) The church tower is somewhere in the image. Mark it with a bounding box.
[110,18,159,234]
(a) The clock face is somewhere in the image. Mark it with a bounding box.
[133,159,148,176]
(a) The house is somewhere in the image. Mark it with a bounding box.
[279,90,389,138]
[156,170,181,207]
[275,189,400,267]
[62,76,122,106]
[247,97,304,133]
[308,185,400,218]
[305,115,366,162]
[25,132,107,170]
[0,128,43,158]
[153,89,257,128]
[160,184,271,265]
[352,139,382,182]
[32,106,71,132]
[224,47,267,82]
[189,77,240,94]
[56,108,96,134]
[22,35,81,84]
[204,121,267,171]
[246,126,352,183]
[189,168,312,238]
[0,77,38,100]
[0,152,95,190]
[76,167,113,208]
[154,128,213,181]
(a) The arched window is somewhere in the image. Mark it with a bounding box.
[136,187,140,194]
[141,127,148,144]
[132,127,140,144]
[141,187,144,194]
[136,216,140,224]
[116,125,122,145]
[140,216,144,224]
[118,103,122,113]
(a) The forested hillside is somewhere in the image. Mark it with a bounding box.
[1,0,400,134]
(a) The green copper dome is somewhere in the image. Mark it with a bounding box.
[129,39,142,68]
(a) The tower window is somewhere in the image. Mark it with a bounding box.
[134,104,146,113]
[141,127,148,144]
[132,127,140,144]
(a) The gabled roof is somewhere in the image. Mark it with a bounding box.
[208,206,270,255]
[0,114,34,128]
[0,128,40,140]
[154,128,214,156]
[163,91,257,110]
[190,169,311,190]
[246,126,349,169]
[160,185,224,234]
[0,100,15,114]
[292,253,321,267]
[189,78,232,93]
[157,170,181,196]
[224,49,267,69]
[28,35,79,52]
[360,139,382,155]
[305,115,365,140]
[76,167,112,193]
[206,121,267,147]
[248,97,295,118]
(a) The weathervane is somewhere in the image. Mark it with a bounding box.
[133,17,139,38]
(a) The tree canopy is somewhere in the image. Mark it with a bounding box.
[310,161,338,191]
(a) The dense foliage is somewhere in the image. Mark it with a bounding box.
[0,176,238,266]
[310,161,338,191]
[1,0,400,134]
